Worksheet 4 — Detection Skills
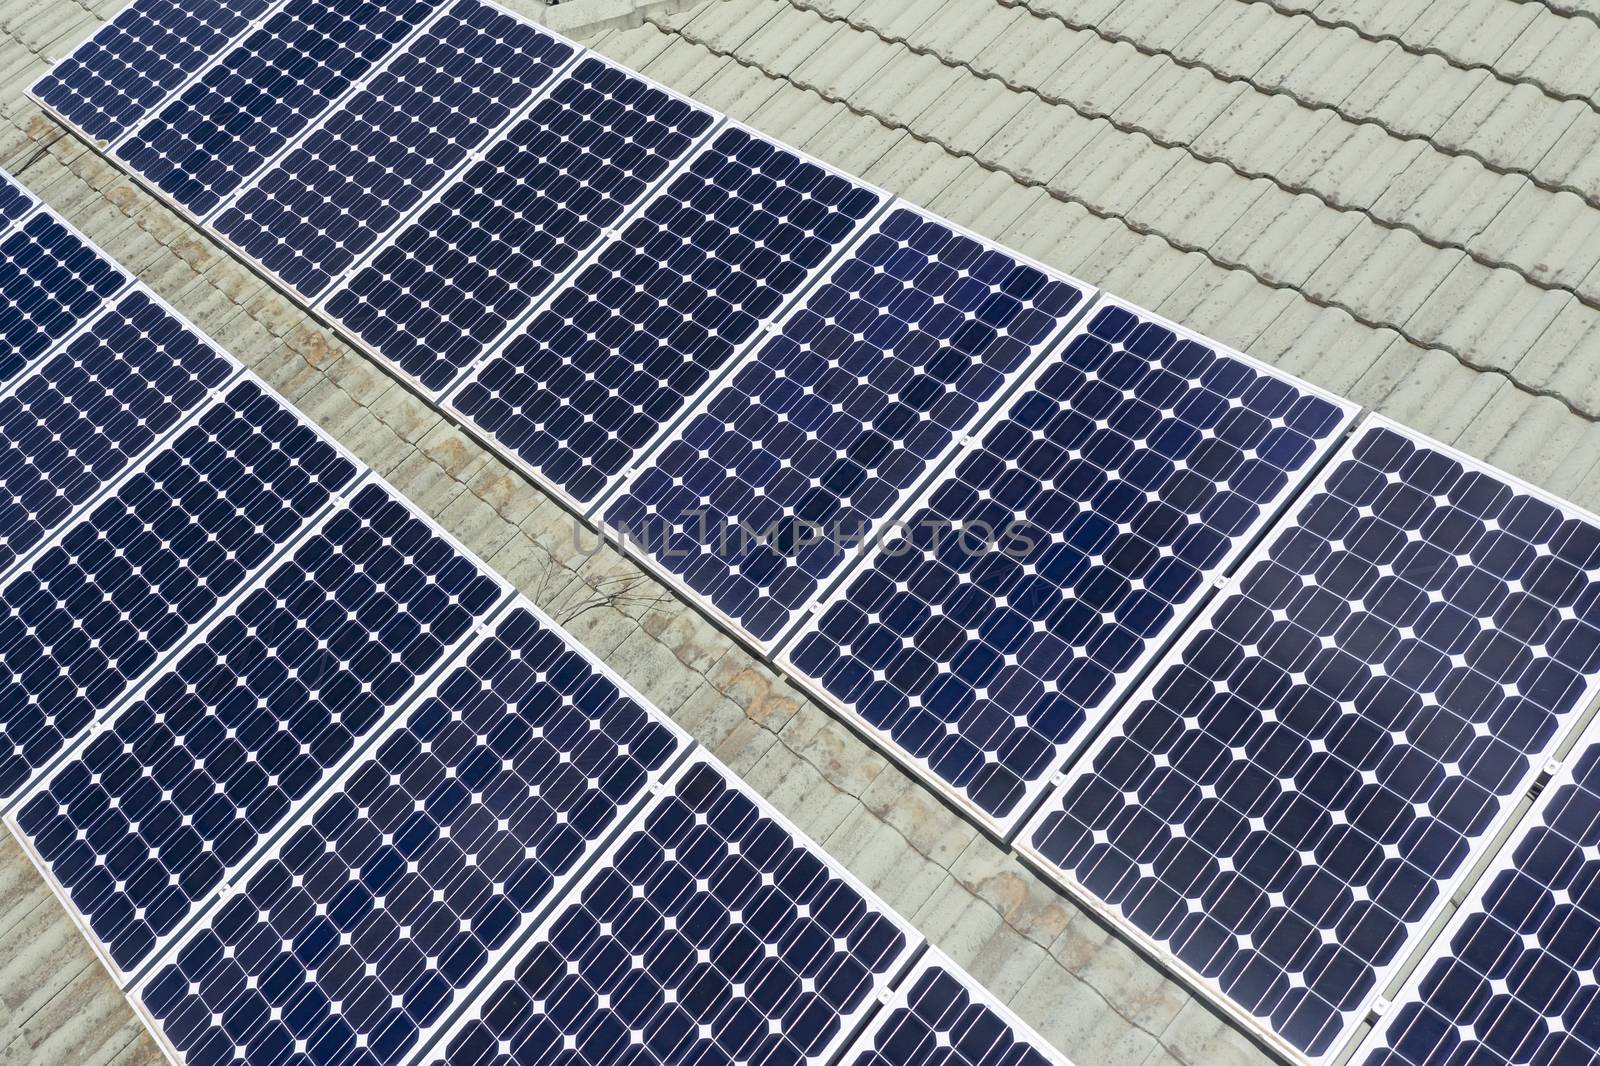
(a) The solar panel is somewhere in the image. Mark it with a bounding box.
[213,0,575,301]
[131,600,689,1065]
[319,54,719,394]
[429,750,919,1066]
[448,123,886,510]
[781,298,1358,835]
[0,211,130,382]
[0,378,359,800]
[0,287,239,582]
[0,169,37,231]
[115,0,445,216]
[839,950,1075,1066]
[601,206,1092,650]
[9,479,510,981]
[30,0,278,146]
[1354,713,1600,1066]
[1020,416,1600,1060]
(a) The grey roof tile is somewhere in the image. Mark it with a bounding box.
[1471,183,1600,295]
[1498,8,1600,97]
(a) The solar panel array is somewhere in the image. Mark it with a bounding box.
[32,0,278,145]
[603,206,1090,647]
[321,54,717,392]
[213,0,575,300]
[450,123,885,508]
[430,752,917,1066]
[782,299,1357,832]
[1357,714,1600,1066]
[32,2,1600,1063]
[116,0,445,215]
[1022,418,1600,1058]
[841,952,1073,1066]
[0,287,238,579]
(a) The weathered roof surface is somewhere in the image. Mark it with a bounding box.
[0,2,1597,1066]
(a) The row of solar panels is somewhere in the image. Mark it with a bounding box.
[28,0,1600,1064]
[0,173,1077,1066]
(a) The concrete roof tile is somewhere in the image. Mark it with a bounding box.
[848,47,967,126]
[1038,36,1164,117]
[1267,115,1427,209]
[831,0,938,41]
[905,0,1022,55]
[857,133,972,203]
[673,0,778,45]
[1450,382,1600,508]
[911,75,1033,153]
[981,96,1106,185]
[991,189,1128,271]
[1302,223,1464,322]
[1247,300,1401,395]
[1311,0,1429,38]
[925,164,1040,234]
[1152,265,1300,346]
[1021,0,1127,26]
[1128,160,1273,247]
[1188,90,1333,175]
[1369,151,1523,238]
[1100,0,1226,43]
[1209,187,1362,287]
[1470,183,1600,294]
[1075,228,1205,308]
[1253,21,1392,101]
[684,51,786,116]
[1404,260,1572,372]
[1113,64,1247,148]
[1350,342,1502,441]
[1497,9,1600,97]
[1341,49,1482,139]
[1182,0,1306,77]
[786,100,908,173]
[1509,298,1600,417]
[1406,0,1538,63]
[969,8,1090,85]
[1049,123,1180,213]
[1537,109,1600,201]
[1435,80,1587,165]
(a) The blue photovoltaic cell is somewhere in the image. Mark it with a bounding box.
[603,208,1089,645]
[14,481,506,974]
[434,754,915,1066]
[31,0,274,144]
[0,213,129,381]
[0,288,236,578]
[215,0,573,299]
[786,302,1352,827]
[1025,420,1600,1057]
[0,379,356,799]
[844,957,1070,1066]
[0,170,35,230]
[137,605,685,1066]
[322,56,716,393]
[453,125,884,506]
[1359,733,1600,1066]
[117,0,442,215]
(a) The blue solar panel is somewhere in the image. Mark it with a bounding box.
[320,55,717,394]
[0,170,36,230]
[0,212,129,382]
[0,379,358,799]
[431,751,918,1066]
[602,207,1091,648]
[214,0,574,300]
[1022,417,1600,1059]
[783,299,1356,832]
[1356,718,1600,1066]
[12,480,508,979]
[450,124,885,508]
[841,952,1073,1066]
[30,0,276,145]
[0,287,238,580]
[134,602,687,1065]
[116,0,443,216]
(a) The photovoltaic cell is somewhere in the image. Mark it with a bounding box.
[0,288,237,579]
[1356,717,1600,1066]
[0,212,129,382]
[451,124,884,507]
[214,0,574,300]
[0,170,36,231]
[321,55,717,393]
[783,300,1355,831]
[134,603,687,1066]
[12,481,507,978]
[1023,417,1600,1059]
[841,952,1073,1066]
[603,207,1090,647]
[30,0,276,145]
[116,0,443,216]
[431,752,918,1066]
[0,379,357,799]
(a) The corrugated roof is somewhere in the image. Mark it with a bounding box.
[2,1,1599,1064]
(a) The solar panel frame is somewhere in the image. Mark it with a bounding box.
[26,0,287,149]
[204,0,584,304]
[1015,413,1600,1065]
[2,481,516,988]
[593,204,1097,658]
[110,0,450,221]
[775,294,1361,839]
[0,375,369,809]
[313,50,723,399]
[436,119,894,520]
[1347,704,1600,1066]
[422,747,923,1066]
[121,593,693,1065]
[0,282,245,587]
[837,948,1078,1066]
